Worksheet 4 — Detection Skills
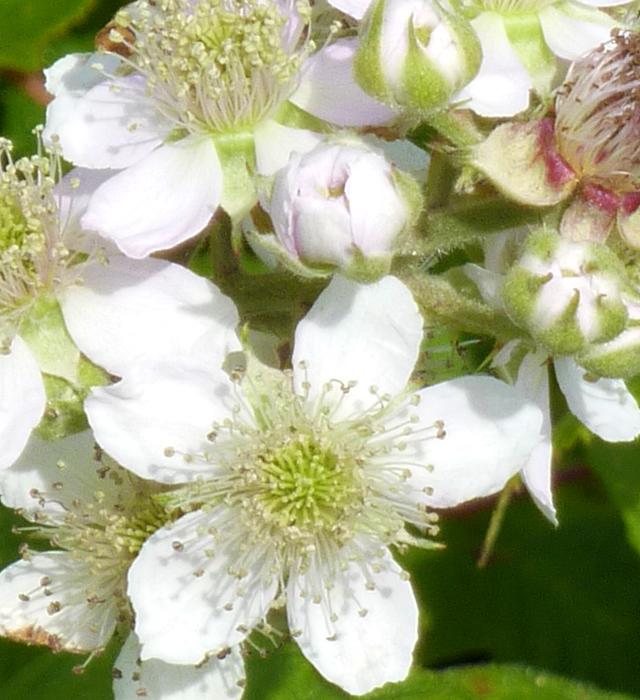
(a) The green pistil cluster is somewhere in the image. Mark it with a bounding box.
[0,139,66,321]
[248,434,366,539]
[115,0,310,133]
[27,464,171,601]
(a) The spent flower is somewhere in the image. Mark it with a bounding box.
[473,31,640,243]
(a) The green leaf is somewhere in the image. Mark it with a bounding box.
[0,77,46,156]
[244,643,638,700]
[0,0,98,72]
[585,437,640,558]
[0,638,119,700]
[408,480,640,695]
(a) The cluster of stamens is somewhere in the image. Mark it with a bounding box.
[0,134,74,330]
[555,30,640,192]
[13,452,170,652]
[164,362,441,601]
[104,0,312,135]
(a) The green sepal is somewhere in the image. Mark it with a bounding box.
[353,0,390,104]
[473,121,577,206]
[502,231,630,356]
[244,228,333,280]
[501,265,589,354]
[215,131,258,225]
[34,374,89,440]
[33,351,110,441]
[402,8,481,112]
[503,13,557,99]
[341,247,392,283]
[577,329,640,380]
[18,296,81,384]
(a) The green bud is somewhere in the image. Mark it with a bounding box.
[502,231,630,357]
[353,0,481,112]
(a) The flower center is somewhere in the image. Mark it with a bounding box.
[248,435,366,536]
[0,139,65,322]
[11,449,173,654]
[113,0,310,135]
[167,362,441,573]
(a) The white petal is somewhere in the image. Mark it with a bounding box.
[555,358,640,442]
[254,121,323,176]
[0,431,103,517]
[0,336,46,470]
[59,256,240,376]
[128,509,277,664]
[45,69,167,169]
[290,39,397,127]
[455,13,532,117]
[516,351,556,524]
[113,632,245,700]
[82,137,222,258]
[288,545,417,695]
[44,53,118,97]
[0,552,117,652]
[539,5,615,61]
[462,263,504,309]
[54,167,119,248]
[292,276,422,421]
[402,376,543,508]
[327,0,372,19]
[86,359,246,483]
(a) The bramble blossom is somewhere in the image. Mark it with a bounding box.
[0,431,245,699]
[43,0,324,258]
[0,138,240,471]
[85,275,543,695]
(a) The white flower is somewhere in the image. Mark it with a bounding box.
[42,0,328,258]
[0,430,245,699]
[464,231,640,522]
[513,349,640,522]
[0,140,240,471]
[85,275,542,695]
[455,0,630,116]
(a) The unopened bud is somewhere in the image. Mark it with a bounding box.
[259,139,420,282]
[502,231,629,357]
[353,0,481,111]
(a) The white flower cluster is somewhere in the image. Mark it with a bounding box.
[0,1,639,699]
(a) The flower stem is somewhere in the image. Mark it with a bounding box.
[478,475,521,568]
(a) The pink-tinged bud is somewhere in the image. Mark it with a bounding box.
[260,140,421,282]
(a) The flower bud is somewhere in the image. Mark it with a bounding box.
[577,324,640,379]
[502,231,630,357]
[353,0,481,112]
[258,140,420,282]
